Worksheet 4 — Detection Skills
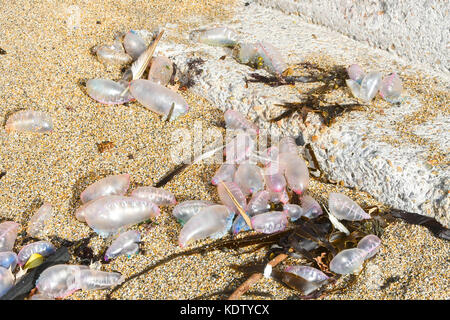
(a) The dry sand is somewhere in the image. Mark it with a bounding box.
[0,0,448,300]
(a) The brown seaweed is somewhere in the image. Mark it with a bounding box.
[179,57,205,90]
[168,61,177,86]
[271,100,364,126]
[49,232,99,265]
[266,64,365,126]
[245,73,318,87]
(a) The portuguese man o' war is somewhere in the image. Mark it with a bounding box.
[78,269,125,291]
[247,190,270,215]
[328,192,370,221]
[264,165,286,193]
[148,56,174,86]
[17,241,56,266]
[283,204,304,221]
[233,161,264,195]
[172,200,215,225]
[211,163,236,185]
[92,43,132,66]
[359,72,383,101]
[0,221,20,252]
[178,205,234,247]
[5,110,53,133]
[83,195,160,237]
[0,267,14,298]
[357,234,382,259]
[346,64,365,83]
[285,265,329,283]
[300,195,323,219]
[80,174,130,204]
[0,252,18,270]
[224,110,259,134]
[329,248,367,275]
[36,264,123,298]
[283,265,330,295]
[27,203,53,237]
[346,71,382,101]
[233,191,270,234]
[232,41,287,77]
[255,41,288,77]
[280,152,309,195]
[346,64,402,103]
[131,186,176,206]
[231,214,252,234]
[251,211,289,234]
[190,27,239,47]
[123,30,147,60]
[131,29,156,45]
[75,201,93,222]
[105,230,141,261]
[130,79,189,121]
[36,265,88,298]
[380,73,402,103]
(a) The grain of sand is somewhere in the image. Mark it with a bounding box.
[0,0,448,300]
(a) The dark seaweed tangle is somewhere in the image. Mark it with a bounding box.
[104,204,447,299]
[252,64,366,126]
[105,209,386,299]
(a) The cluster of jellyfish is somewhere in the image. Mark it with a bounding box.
[1,26,392,299]
[172,109,382,288]
[0,175,181,299]
[87,29,189,121]
[346,64,403,103]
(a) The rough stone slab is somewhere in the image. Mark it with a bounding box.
[156,1,449,226]
[253,0,450,74]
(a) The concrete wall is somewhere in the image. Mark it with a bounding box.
[253,0,449,74]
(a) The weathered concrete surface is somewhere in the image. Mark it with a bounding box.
[156,1,449,226]
[254,0,450,74]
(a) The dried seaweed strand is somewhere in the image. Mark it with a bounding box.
[227,253,288,300]
[106,229,295,299]
[389,209,450,241]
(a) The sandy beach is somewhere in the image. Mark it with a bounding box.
[0,0,448,300]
